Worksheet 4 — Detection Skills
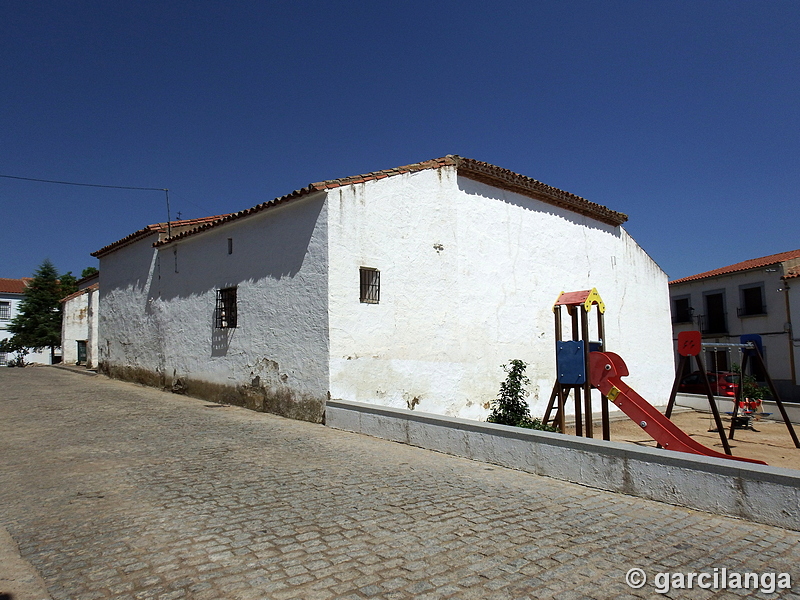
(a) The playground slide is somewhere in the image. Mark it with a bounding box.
[589,351,766,465]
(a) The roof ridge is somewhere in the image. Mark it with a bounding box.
[148,155,627,250]
[670,248,800,284]
[60,283,99,303]
[92,214,229,257]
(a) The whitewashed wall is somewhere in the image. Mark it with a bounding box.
[87,286,99,368]
[327,166,675,420]
[98,232,163,377]
[99,194,330,421]
[61,290,90,364]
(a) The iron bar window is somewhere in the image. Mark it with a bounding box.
[0,301,9,320]
[359,268,380,304]
[215,287,238,328]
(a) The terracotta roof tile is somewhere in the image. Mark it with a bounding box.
[60,282,99,304]
[670,249,800,284]
[92,215,228,258]
[151,155,627,249]
[783,267,800,280]
[0,278,31,294]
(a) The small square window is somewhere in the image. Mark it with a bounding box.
[215,287,238,328]
[359,268,380,304]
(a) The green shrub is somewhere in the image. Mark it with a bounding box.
[488,360,558,432]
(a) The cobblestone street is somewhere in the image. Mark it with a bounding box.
[1,367,799,600]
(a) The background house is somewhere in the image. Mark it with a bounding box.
[669,249,800,401]
[60,271,100,367]
[0,277,58,365]
[93,155,676,423]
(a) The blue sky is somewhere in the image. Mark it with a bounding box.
[2,1,798,281]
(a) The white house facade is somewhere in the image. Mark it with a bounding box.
[60,273,100,368]
[93,156,675,423]
[669,249,800,401]
[0,278,56,366]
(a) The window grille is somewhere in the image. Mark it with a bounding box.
[0,352,6,366]
[0,302,9,320]
[215,287,238,328]
[359,268,380,304]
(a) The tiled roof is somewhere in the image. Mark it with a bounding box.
[670,249,800,284]
[152,155,628,249]
[784,268,800,280]
[0,278,31,294]
[60,283,99,304]
[91,215,227,258]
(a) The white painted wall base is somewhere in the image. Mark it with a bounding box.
[326,399,800,532]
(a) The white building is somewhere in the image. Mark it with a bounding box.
[0,277,57,366]
[670,249,800,401]
[60,272,100,368]
[93,155,675,423]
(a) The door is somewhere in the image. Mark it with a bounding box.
[77,340,87,364]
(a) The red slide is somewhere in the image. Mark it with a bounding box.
[589,351,766,465]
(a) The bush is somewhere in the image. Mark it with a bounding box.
[488,360,557,432]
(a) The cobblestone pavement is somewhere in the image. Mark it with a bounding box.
[1,368,799,600]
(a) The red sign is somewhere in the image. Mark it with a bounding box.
[678,331,701,356]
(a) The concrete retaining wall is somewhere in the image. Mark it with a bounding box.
[326,399,800,532]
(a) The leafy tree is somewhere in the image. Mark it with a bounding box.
[81,266,98,278]
[2,259,74,363]
[60,272,78,297]
[488,360,558,432]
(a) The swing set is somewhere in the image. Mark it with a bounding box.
[664,331,800,450]
[540,288,799,465]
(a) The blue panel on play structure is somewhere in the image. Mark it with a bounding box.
[557,340,586,385]
[740,334,763,357]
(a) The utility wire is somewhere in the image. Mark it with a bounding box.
[0,173,166,191]
[0,174,173,236]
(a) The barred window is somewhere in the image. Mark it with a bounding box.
[0,352,6,366]
[359,267,380,304]
[0,302,9,320]
[215,287,238,328]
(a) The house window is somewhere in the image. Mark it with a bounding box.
[0,302,9,320]
[359,268,380,304]
[0,352,6,366]
[227,238,233,255]
[215,287,238,328]
[672,296,692,323]
[738,284,766,317]
[702,291,727,334]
